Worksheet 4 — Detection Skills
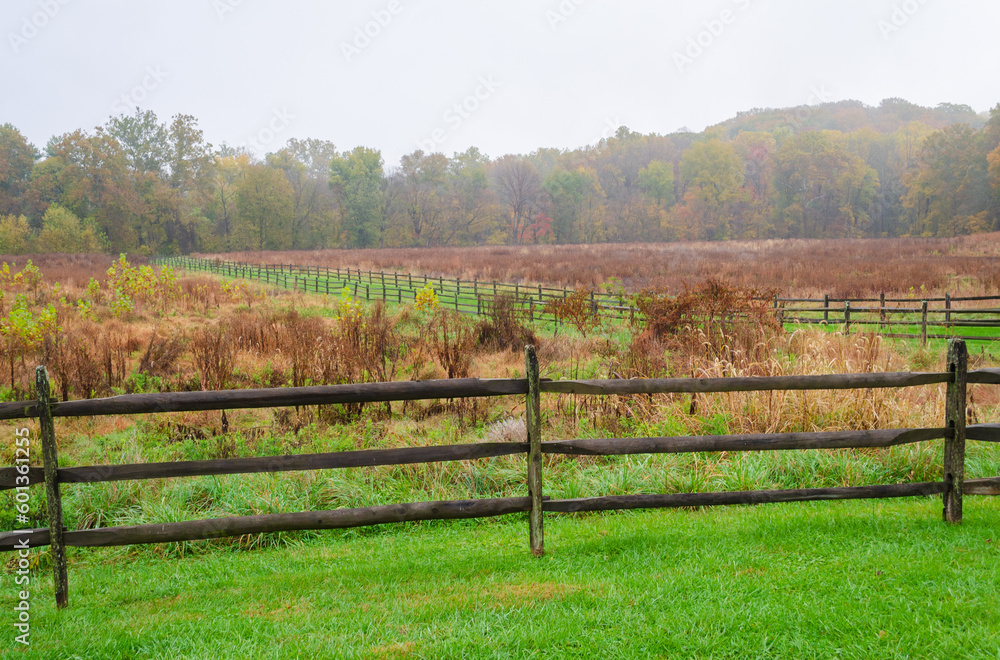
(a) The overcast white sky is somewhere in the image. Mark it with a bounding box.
[2,0,999,166]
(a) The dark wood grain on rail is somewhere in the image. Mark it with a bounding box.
[543,481,948,513]
[539,371,951,395]
[0,442,527,490]
[0,378,528,420]
[542,427,949,456]
[0,497,531,550]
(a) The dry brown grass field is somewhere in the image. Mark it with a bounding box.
[0,252,121,289]
[210,234,1000,298]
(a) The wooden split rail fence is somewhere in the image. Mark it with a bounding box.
[778,292,1000,343]
[154,256,637,323]
[2,340,1000,608]
[155,256,1000,342]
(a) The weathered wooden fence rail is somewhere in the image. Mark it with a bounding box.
[154,256,1000,341]
[3,340,1000,607]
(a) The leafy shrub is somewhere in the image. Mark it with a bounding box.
[336,286,362,321]
[105,254,181,315]
[414,283,439,311]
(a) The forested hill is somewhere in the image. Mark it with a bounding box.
[0,97,998,256]
[710,98,988,137]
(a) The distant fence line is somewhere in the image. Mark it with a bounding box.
[2,340,999,607]
[154,256,1000,342]
[155,255,631,324]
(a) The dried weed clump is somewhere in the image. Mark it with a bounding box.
[543,288,601,336]
[594,278,942,437]
[613,279,782,378]
[474,294,537,353]
[428,310,475,379]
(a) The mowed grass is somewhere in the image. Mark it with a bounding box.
[9,497,1000,659]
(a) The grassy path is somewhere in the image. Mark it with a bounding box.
[8,497,1000,658]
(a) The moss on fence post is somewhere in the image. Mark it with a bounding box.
[525,345,543,556]
[37,366,68,608]
[943,338,967,524]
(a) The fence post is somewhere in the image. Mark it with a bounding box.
[945,293,951,325]
[843,301,851,335]
[823,294,829,323]
[524,345,543,557]
[943,338,967,524]
[921,301,928,345]
[880,292,886,325]
[37,366,68,608]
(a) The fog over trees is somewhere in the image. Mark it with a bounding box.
[1,98,998,255]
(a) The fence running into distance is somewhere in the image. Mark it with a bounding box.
[2,340,1000,608]
[156,255,632,324]
[155,256,1000,343]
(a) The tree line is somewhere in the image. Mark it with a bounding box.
[1,98,999,255]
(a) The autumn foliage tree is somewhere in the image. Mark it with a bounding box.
[1,99,999,254]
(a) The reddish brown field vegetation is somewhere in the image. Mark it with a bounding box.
[209,233,1000,298]
[0,253,123,289]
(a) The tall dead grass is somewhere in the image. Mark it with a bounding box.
[208,233,1000,298]
[695,331,940,435]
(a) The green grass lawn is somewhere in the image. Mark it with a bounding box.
[7,497,1000,659]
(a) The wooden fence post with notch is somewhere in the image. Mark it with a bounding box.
[943,338,967,524]
[37,366,68,608]
[524,345,543,556]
